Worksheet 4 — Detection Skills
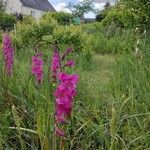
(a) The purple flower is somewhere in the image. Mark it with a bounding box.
[63,60,75,67]
[56,128,65,137]
[54,72,79,127]
[51,47,79,137]
[2,33,14,76]
[51,49,61,82]
[31,53,44,83]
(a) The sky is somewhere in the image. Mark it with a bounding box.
[49,0,111,18]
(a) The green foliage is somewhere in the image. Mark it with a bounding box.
[68,0,96,17]
[20,15,36,25]
[84,22,135,54]
[95,13,105,22]
[96,1,111,22]
[102,4,138,28]
[52,25,87,51]
[0,12,16,30]
[0,1,5,12]
[107,34,150,149]
[0,9,150,149]
[43,12,73,25]
[121,0,150,29]
[12,14,86,52]
[14,15,57,48]
[14,16,38,47]
[102,0,150,29]
[39,14,58,36]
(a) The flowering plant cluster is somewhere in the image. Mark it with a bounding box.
[31,52,44,83]
[2,32,79,140]
[2,33,14,76]
[51,47,79,137]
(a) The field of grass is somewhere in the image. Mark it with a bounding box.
[0,45,116,148]
[0,22,150,149]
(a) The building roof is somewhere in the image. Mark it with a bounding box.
[20,0,55,11]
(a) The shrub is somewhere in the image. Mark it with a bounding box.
[0,12,16,30]
[52,25,87,51]
[14,15,57,48]
[46,12,73,25]
[20,16,36,25]
[102,4,138,28]
[95,13,105,22]
[39,14,58,36]
[15,17,38,47]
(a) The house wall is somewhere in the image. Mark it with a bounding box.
[3,0,44,19]
[3,0,23,13]
[21,6,44,20]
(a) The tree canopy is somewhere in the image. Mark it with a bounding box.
[67,0,96,18]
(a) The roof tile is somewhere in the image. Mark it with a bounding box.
[20,0,55,11]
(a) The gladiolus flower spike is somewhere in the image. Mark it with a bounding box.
[51,47,79,137]
[31,52,44,84]
[51,47,61,82]
[2,33,14,76]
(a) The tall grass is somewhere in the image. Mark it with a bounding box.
[0,25,150,149]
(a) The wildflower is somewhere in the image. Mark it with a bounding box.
[52,47,79,137]
[51,48,61,82]
[56,128,65,137]
[31,53,44,83]
[54,72,79,125]
[59,72,79,89]
[63,60,75,67]
[2,33,14,76]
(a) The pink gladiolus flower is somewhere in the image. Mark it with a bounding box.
[59,72,79,92]
[55,115,66,124]
[56,128,65,137]
[52,47,79,137]
[2,33,14,76]
[64,60,75,67]
[51,48,61,82]
[54,72,79,127]
[32,53,44,83]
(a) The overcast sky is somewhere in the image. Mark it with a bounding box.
[49,0,111,18]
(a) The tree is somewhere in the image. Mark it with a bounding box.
[120,0,150,28]
[104,1,111,9]
[96,1,111,22]
[0,12,16,30]
[67,0,96,18]
[50,12,73,25]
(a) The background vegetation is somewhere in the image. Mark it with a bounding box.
[0,0,150,149]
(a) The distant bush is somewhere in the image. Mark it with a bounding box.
[42,12,73,26]
[52,25,87,51]
[13,14,87,50]
[39,14,58,35]
[0,12,16,30]
[102,4,138,28]
[14,16,38,47]
[20,16,36,25]
[50,12,73,25]
[14,15,57,48]
[96,13,105,22]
